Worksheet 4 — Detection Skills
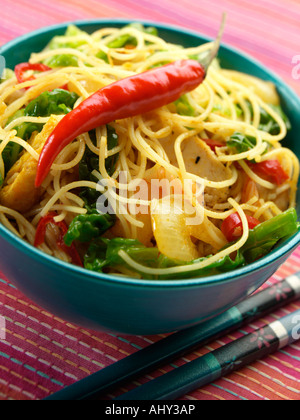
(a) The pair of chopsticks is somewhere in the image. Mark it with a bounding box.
[45,272,300,400]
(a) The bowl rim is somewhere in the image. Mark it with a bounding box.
[0,18,300,288]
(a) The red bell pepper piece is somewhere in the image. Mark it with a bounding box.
[15,63,51,89]
[60,84,69,91]
[202,138,224,152]
[248,160,289,186]
[15,62,68,92]
[221,212,261,242]
[34,212,83,267]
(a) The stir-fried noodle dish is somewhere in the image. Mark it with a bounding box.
[0,23,299,280]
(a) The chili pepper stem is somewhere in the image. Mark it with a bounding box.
[200,12,227,72]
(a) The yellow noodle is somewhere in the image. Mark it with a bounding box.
[40,181,104,217]
[5,116,51,131]
[0,24,298,279]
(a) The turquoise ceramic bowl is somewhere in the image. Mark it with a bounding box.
[0,20,300,335]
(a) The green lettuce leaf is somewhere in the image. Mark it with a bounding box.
[174,94,195,116]
[43,25,89,68]
[227,132,257,154]
[96,23,158,62]
[2,89,78,172]
[84,238,160,275]
[82,208,299,280]
[78,125,119,209]
[64,210,114,246]
[7,88,78,140]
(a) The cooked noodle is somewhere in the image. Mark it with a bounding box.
[0,24,298,279]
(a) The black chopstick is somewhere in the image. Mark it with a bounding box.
[115,308,300,400]
[44,272,300,400]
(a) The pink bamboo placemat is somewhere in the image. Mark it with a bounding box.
[0,0,299,400]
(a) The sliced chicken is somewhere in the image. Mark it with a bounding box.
[159,134,232,207]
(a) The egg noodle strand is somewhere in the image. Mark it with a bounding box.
[0,25,298,276]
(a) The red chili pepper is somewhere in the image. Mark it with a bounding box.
[202,138,224,152]
[15,63,51,89]
[221,212,261,242]
[34,212,83,267]
[34,60,206,187]
[248,160,289,186]
[35,15,226,188]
